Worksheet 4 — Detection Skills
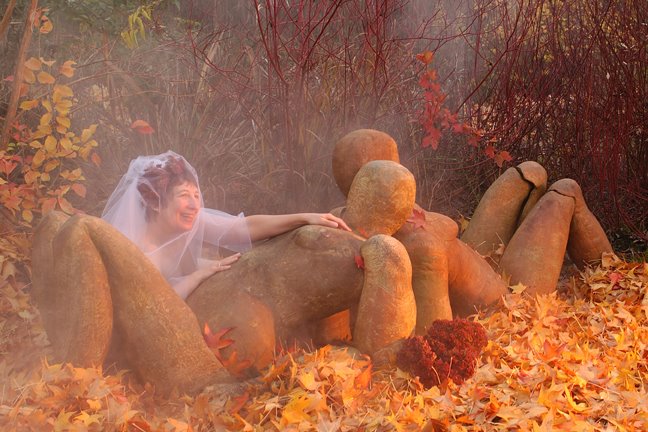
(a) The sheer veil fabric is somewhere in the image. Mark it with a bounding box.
[101,151,251,294]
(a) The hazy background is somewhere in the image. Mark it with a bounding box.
[1,0,646,251]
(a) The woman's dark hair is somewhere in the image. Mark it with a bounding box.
[136,155,197,220]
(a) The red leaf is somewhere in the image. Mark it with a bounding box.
[494,150,513,167]
[416,51,434,65]
[422,129,441,150]
[3,75,14,82]
[484,145,496,159]
[406,208,427,230]
[221,350,254,377]
[71,183,87,198]
[609,272,622,285]
[127,420,153,432]
[203,323,235,354]
[227,391,250,414]
[354,255,365,270]
[130,119,155,135]
[91,153,101,166]
[0,159,18,176]
[499,150,513,163]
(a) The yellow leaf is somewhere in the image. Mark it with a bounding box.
[59,60,76,78]
[79,145,92,160]
[24,57,42,71]
[41,172,50,182]
[39,57,56,67]
[29,140,42,148]
[44,136,57,153]
[32,149,46,168]
[55,99,73,110]
[22,209,33,223]
[44,159,60,172]
[41,99,52,112]
[56,116,71,129]
[24,170,39,184]
[23,68,36,83]
[39,112,52,126]
[60,137,72,151]
[510,283,527,294]
[32,124,52,139]
[81,124,98,142]
[166,418,190,432]
[298,371,320,391]
[39,17,53,34]
[87,399,102,411]
[280,394,312,426]
[54,410,74,431]
[53,84,73,100]
[19,99,39,110]
[74,411,102,427]
[37,71,55,84]
[563,385,588,412]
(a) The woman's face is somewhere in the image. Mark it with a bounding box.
[157,181,200,234]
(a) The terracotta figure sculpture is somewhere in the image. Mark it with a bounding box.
[31,129,612,394]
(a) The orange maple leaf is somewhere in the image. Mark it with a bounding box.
[130,119,155,135]
[354,361,372,390]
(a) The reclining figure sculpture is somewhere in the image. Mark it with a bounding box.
[31,129,612,394]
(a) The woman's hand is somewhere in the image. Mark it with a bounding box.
[171,253,242,300]
[245,213,351,242]
[197,253,241,281]
[303,213,351,231]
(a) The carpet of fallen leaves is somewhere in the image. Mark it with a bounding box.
[1,240,647,431]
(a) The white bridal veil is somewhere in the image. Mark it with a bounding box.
[101,151,251,290]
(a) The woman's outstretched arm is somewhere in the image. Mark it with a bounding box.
[245,213,351,242]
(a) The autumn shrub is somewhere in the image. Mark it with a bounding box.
[0,10,98,227]
[396,318,488,387]
[456,0,648,240]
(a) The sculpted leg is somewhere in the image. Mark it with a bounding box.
[33,213,229,394]
[394,210,456,332]
[499,179,612,295]
[550,179,612,268]
[353,235,416,356]
[32,212,112,365]
[461,161,547,255]
[498,189,575,295]
[32,211,73,352]
[447,240,508,316]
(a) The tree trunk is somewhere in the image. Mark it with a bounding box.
[1,0,38,150]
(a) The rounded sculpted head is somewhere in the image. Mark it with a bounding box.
[136,154,200,233]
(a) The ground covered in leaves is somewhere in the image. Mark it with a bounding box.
[1,244,646,431]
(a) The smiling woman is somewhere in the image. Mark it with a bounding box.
[101,151,349,299]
